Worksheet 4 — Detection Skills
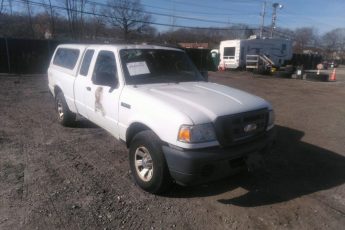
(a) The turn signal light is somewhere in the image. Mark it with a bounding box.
[178,126,191,142]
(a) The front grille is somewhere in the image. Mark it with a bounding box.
[214,109,268,146]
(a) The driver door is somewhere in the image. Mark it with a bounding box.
[84,50,121,138]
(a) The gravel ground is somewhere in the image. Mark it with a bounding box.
[1,69,345,229]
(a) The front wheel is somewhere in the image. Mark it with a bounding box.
[129,130,172,194]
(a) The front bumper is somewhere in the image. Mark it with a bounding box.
[162,128,276,185]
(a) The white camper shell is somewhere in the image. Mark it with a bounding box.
[219,37,293,70]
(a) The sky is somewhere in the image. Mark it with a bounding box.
[6,0,345,35]
[140,0,345,34]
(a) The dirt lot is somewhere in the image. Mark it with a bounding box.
[1,69,345,230]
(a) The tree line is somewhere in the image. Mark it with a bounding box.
[0,0,344,61]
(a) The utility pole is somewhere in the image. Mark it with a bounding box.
[271,3,283,38]
[260,1,266,38]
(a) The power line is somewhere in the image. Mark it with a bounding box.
[162,0,259,13]
[263,27,293,39]
[85,0,248,26]
[140,1,257,16]
[13,0,260,31]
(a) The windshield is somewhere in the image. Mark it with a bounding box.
[120,49,205,85]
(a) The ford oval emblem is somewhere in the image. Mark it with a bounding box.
[244,123,257,133]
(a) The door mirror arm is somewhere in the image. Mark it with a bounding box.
[109,81,118,93]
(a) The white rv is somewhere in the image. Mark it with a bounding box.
[219,37,293,70]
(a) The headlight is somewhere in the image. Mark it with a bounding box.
[178,123,217,143]
[267,110,275,130]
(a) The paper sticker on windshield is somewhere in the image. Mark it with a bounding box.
[127,62,150,76]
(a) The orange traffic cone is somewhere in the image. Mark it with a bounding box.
[329,68,336,81]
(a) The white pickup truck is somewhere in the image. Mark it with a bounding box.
[48,44,275,194]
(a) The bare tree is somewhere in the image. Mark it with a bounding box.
[21,0,35,37]
[87,3,105,39]
[0,14,35,37]
[43,0,56,38]
[8,0,13,15]
[0,0,5,15]
[274,27,294,40]
[105,0,151,42]
[0,0,14,16]
[63,0,86,39]
[293,27,319,53]
[33,12,51,38]
[79,0,86,37]
[158,25,260,48]
[322,28,345,60]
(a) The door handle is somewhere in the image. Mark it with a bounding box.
[86,86,91,91]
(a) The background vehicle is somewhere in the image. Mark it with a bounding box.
[219,36,293,70]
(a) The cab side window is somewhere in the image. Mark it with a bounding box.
[92,51,118,87]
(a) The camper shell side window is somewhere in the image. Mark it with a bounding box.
[53,48,80,70]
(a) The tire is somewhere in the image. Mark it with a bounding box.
[129,130,172,194]
[55,92,76,126]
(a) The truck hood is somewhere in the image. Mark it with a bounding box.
[135,81,270,124]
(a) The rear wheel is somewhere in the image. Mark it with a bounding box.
[55,92,76,126]
[129,130,172,194]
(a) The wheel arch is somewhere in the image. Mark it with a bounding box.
[54,85,63,98]
[125,122,159,148]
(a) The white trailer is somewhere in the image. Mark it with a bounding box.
[219,37,293,70]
